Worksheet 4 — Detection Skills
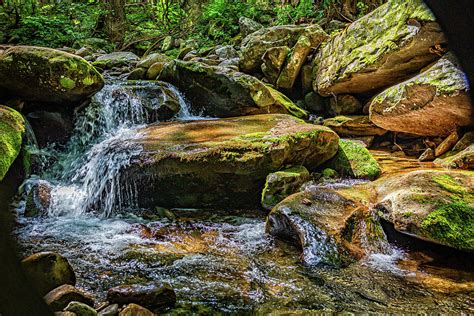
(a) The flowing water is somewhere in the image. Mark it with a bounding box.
[13,81,474,313]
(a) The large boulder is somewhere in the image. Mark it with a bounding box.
[240,24,327,73]
[124,114,339,209]
[369,55,473,136]
[324,139,381,180]
[136,52,169,69]
[313,0,446,96]
[266,188,387,267]
[0,105,25,181]
[21,252,76,296]
[159,60,307,118]
[0,46,104,103]
[375,170,474,251]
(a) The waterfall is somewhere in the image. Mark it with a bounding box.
[27,80,198,218]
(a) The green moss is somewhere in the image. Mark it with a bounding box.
[325,139,381,180]
[0,106,25,181]
[59,76,76,90]
[373,56,468,107]
[322,168,338,179]
[432,174,470,195]
[421,200,474,251]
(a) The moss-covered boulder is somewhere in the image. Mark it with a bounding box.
[313,0,446,96]
[266,188,387,267]
[0,105,25,181]
[323,116,387,137]
[240,24,327,73]
[0,46,104,103]
[125,114,339,209]
[325,139,381,180]
[92,51,139,69]
[159,60,307,118]
[261,166,310,210]
[375,170,474,251]
[276,35,311,89]
[369,55,473,136]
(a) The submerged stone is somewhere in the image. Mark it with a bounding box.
[375,170,474,251]
[125,114,339,209]
[324,139,381,180]
[313,0,446,95]
[369,55,473,136]
[0,46,104,103]
[266,188,387,267]
[261,166,310,210]
[25,180,52,217]
[0,105,25,181]
[159,60,307,118]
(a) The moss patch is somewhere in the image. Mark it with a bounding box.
[0,106,26,181]
[325,139,381,180]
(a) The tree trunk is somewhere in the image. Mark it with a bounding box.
[101,0,126,45]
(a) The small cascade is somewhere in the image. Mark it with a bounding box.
[25,80,200,218]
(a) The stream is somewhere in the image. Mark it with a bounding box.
[13,81,474,314]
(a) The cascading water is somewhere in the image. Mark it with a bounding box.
[13,81,473,314]
[25,81,199,218]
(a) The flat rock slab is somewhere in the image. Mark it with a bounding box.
[125,114,339,209]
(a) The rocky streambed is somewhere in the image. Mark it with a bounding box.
[0,0,473,314]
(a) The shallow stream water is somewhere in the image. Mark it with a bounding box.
[13,82,474,314]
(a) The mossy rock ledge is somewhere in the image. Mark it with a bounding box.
[125,114,339,209]
[0,46,104,103]
[159,60,307,118]
[313,0,446,96]
[375,170,474,251]
[0,105,25,181]
[369,54,473,136]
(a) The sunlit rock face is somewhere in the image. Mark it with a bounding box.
[374,170,474,251]
[124,114,339,209]
[313,0,446,96]
[369,55,473,137]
